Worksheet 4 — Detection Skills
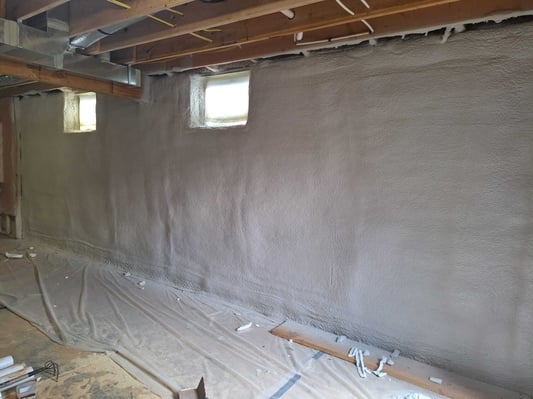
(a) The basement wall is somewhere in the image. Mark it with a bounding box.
[16,22,533,394]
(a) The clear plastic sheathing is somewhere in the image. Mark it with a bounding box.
[0,241,443,399]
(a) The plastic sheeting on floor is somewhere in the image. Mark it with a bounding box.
[0,240,444,399]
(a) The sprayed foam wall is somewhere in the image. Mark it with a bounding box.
[17,22,533,394]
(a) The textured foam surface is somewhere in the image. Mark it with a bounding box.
[15,22,533,394]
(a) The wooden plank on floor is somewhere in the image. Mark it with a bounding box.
[271,320,525,399]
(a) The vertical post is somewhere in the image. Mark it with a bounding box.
[0,98,22,238]
[13,98,22,239]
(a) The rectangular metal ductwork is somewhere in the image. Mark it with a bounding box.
[0,18,141,87]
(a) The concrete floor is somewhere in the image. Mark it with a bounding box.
[0,307,158,399]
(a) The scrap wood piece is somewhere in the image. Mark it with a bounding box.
[271,320,524,399]
[178,377,206,399]
[272,321,379,368]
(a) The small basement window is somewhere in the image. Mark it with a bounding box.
[64,91,96,133]
[191,71,250,128]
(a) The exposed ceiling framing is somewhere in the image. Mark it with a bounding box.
[5,0,70,21]
[0,0,532,98]
[0,57,142,99]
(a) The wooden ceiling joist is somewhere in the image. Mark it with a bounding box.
[139,36,297,74]
[85,0,327,55]
[139,0,533,73]
[113,0,461,65]
[69,0,195,37]
[112,0,359,64]
[1,0,532,88]
[0,57,142,100]
[5,0,69,21]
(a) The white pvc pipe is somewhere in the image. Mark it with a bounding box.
[0,367,33,388]
[295,31,368,46]
[0,357,13,371]
[280,9,295,19]
[0,364,24,379]
[0,375,35,393]
[361,19,375,33]
[335,0,355,16]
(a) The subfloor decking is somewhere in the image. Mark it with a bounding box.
[0,308,157,399]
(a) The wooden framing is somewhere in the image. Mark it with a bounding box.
[70,0,195,37]
[5,0,69,20]
[138,37,296,74]
[137,0,533,72]
[85,0,327,54]
[0,0,531,91]
[0,57,142,100]
[112,0,363,64]
[114,0,463,65]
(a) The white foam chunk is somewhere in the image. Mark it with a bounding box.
[390,349,401,358]
[347,347,357,358]
[429,376,443,385]
[236,322,253,332]
[336,335,346,343]
[4,252,23,259]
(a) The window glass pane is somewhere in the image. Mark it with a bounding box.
[204,72,249,127]
[79,93,96,131]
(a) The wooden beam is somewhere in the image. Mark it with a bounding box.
[0,57,142,100]
[5,0,69,21]
[272,321,524,399]
[126,0,457,65]
[112,0,353,64]
[86,0,327,54]
[139,0,533,72]
[101,0,459,58]
[137,37,293,74]
[0,81,60,98]
[0,0,6,18]
[69,0,194,37]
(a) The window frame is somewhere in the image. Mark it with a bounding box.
[190,70,250,129]
[63,91,97,134]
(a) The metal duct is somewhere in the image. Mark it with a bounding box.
[62,53,140,85]
[70,17,145,50]
[0,18,68,56]
[0,17,141,86]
